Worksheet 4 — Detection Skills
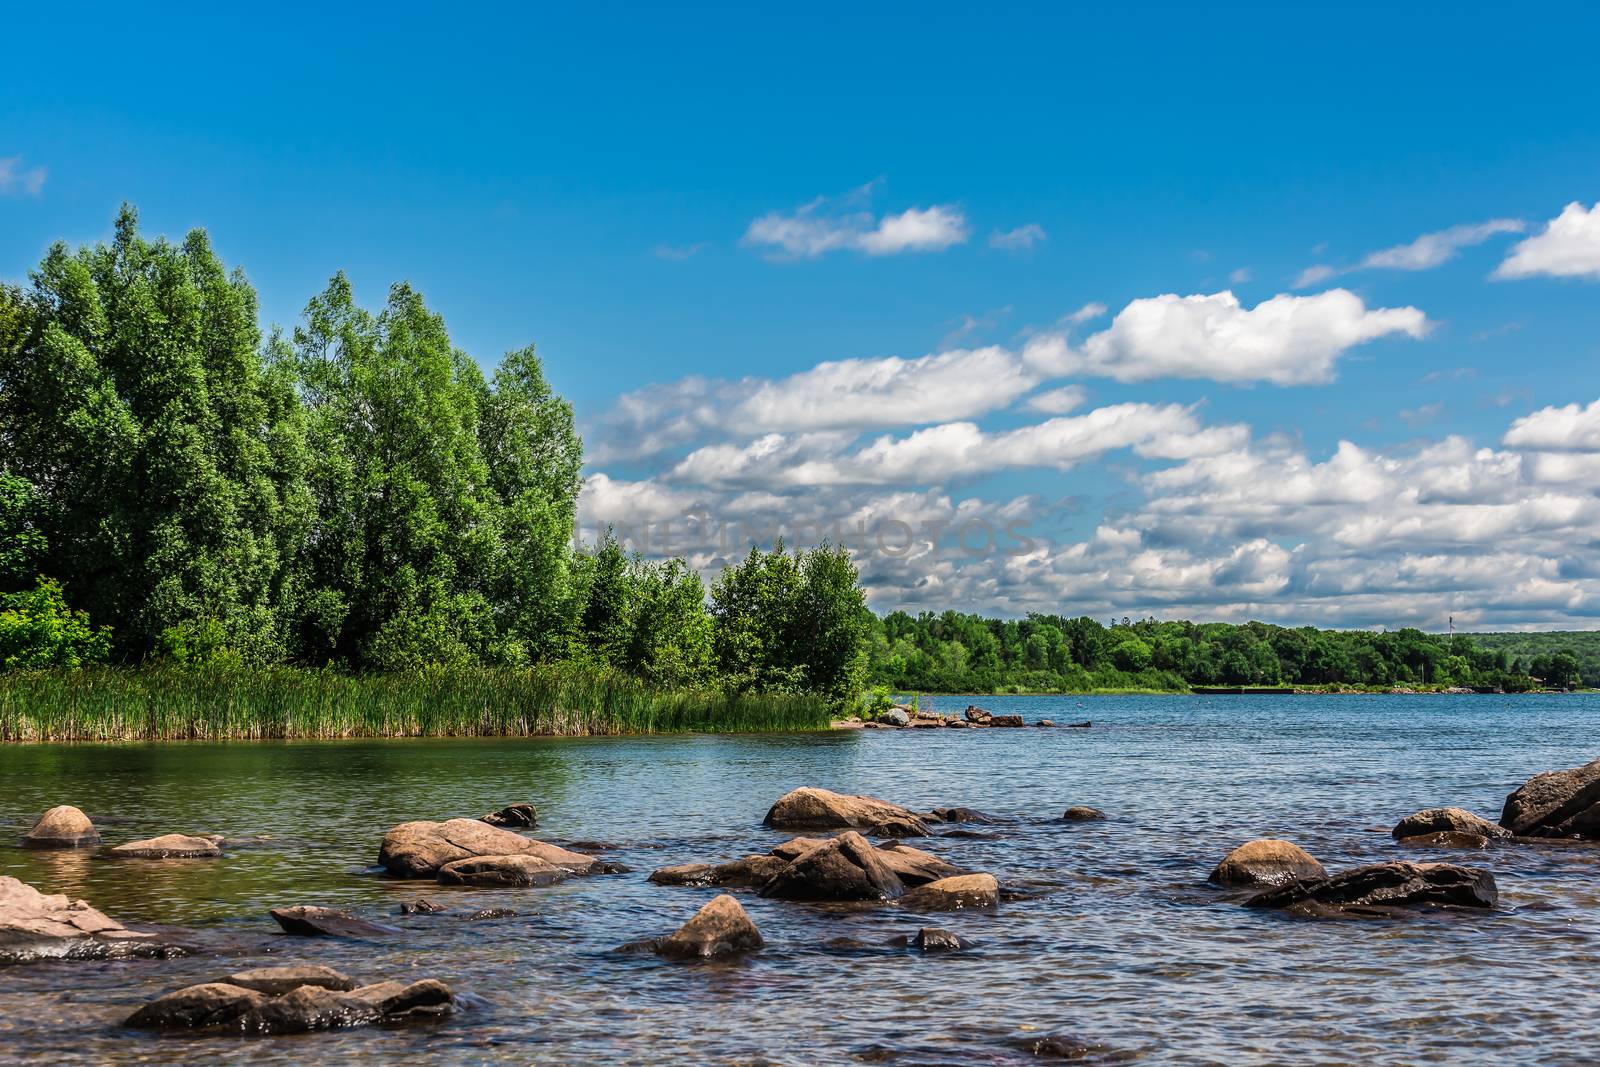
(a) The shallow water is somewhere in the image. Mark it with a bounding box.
[2,692,1598,1065]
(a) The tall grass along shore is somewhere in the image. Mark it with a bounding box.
[0,665,833,742]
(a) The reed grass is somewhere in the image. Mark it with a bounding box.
[0,664,834,742]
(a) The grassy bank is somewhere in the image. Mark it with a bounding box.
[0,665,833,742]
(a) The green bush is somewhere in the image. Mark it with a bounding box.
[0,578,111,670]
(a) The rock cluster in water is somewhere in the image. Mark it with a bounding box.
[125,964,453,1033]
[844,704,1080,730]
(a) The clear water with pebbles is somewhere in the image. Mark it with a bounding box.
[2,692,1598,1065]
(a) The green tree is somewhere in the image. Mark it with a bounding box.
[0,577,111,669]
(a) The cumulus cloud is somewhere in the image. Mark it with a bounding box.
[1503,399,1600,451]
[1023,385,1089,414]
[989,223,1047,252]
[743,188,969,258]
[1495,201,1600,280]
[1056,289,1430,385]
[1293,264,1337,289]
[0,156,47,197]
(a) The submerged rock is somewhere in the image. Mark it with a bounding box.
[1500,759,1600,837]
[1397,831,1491,850]
[930,806,996,823]
[378,818,601,878]
[760,831,904,902]
[0,875,163,960]
[1062,806,1107,822]
[644,894,764,960]
[480,803,539,828]
[1246,861,1498,912]
[1209,839,1327,888]
[436,855,569,888]
[21,805,100,849]
[911,926,969,952]
[399,898,449,915]
[900,873,1000,911]
[763,787,930,836]
[268,906,400,939]
[1392,807,1509,841]
[109,834,222,859]
[125,970,453,1033]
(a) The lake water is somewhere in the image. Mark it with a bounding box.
[3,692,1599,1065]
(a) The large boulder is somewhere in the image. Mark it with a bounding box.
[1500,759,1600,837]
[763,787,930,836]
[21,805,99,849]
[378,818,599,878]
[759,831,904,901]
[648,894,763,959]
[1209,839,1327,888]
[1392,807,1509,841]
[481,803,538,828]
[900,873,1000,911]
[0,875,160,960]
[109,834,222,859]
[436,855,569,888]
[125,972,453,1033]
[1246,861,1498,912]
[268,906,400,939]
[878,708,911,728]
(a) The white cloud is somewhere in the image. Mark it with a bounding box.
[1023,385,1089,414]
[989,223,1047,252]
[743,188,969,259]
[1065,301,1107,326]
[1293,264,1336,289]
[1060,289,1429,386]
[1504,399,1600,452]
[0,156,47,197]
[1229,267,1252,284]
[1360,218,1524,271]
[1494,201,1600,280]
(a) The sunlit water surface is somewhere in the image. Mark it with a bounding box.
[3,693,1599,1065]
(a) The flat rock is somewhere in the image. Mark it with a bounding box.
[224,964,357,996]
[21,805,101,849]
[1209,839,1327,888]
[0,875,160,960]
[126,976,453,1033]
[481,803,538,827]
[436,854,570,888]
[1062,806,1107,822]
[268,906,399,939]
[109,834,222,859]
[760,831,904,901]
[900,873,1000,911]
[1392,807,1509,841]
[378,818,599,878]
[990,714,1026,728]
[1246,861,1498,912]
[649,894,763,959]
[763,787,931,836]
[1500,759,1600,837]
[1397,831,1491,850]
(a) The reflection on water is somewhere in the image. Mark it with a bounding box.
[2,693,1599,1064]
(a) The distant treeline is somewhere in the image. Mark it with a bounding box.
[0,207,868,713]
[867,612,1584,693]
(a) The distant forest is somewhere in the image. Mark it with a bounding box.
[866,612,1590,693]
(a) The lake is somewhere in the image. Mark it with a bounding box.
[3,692,1598,1065]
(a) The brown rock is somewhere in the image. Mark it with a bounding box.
[436,854,569,888]
[268,906,399,938]
[1397,831,1491,850]
[1500,759,1600,837]
[223,964,357,996]
[964,705,992,725]
[481,803,538,828]
[911,926,969,952]
[125,983,268,1029]
[760,831,904,901]
[1209,839,1327,888]
[874,840,965,886]
[648,863,717,886]
[20,805,99,849]
[1246,861,1498,911]
[378,818,599,878]
[0,875,158,959]
[763,787,930,836]
[109,834,222,859]
[900,873,1000,911]
[1391,807,1509,841]
[127,976,453,1033]
[399,898,448,914]
[1062,806,1107,822]
[650,894,764,959]
[990,714,1026,728]
[946,719,971,729]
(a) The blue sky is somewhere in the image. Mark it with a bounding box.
[5,3,1600,628]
